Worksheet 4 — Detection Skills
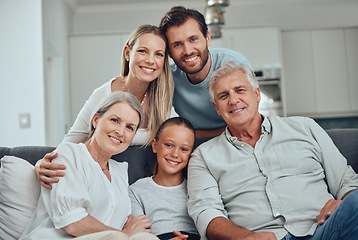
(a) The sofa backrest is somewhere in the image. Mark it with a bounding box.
[326,129,358,172]
[0,145,156,185]
[1,128,357,185]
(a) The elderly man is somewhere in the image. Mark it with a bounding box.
[187,61,358,240]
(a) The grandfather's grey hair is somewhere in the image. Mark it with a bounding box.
[208,61,259,103]
[88,91,144,139]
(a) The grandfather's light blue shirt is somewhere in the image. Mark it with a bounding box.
[187,116,358,239]
[171,48,252,130]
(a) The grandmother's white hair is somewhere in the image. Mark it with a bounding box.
[208,61,259,103]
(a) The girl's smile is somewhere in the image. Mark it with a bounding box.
[152,124,195,177]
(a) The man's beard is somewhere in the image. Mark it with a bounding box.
[174,47,209,75]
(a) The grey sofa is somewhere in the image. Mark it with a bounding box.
[1,129,358,184]
[0,145,157,185]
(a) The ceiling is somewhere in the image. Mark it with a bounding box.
[74,0,323,6]
[76,0,191,5]
[75,0,348,5]
[68,0,358,32]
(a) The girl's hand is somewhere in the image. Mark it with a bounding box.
[169,231,189,240]
[34,152,66,189]
[122,214,152,236]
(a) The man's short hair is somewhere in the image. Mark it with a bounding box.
[159,6,208,37]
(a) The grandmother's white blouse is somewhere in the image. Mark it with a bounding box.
[20,142,131,239]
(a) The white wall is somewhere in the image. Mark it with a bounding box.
[0,0,46,147]
[43,0,73,146]
[0,0,72,147]
[68,33,127,123]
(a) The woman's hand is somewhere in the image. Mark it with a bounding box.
[122,214,152,236]
[34,152,66,189]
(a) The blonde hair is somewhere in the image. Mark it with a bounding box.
[121,24,174,146]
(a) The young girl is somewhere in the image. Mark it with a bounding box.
[128,117,200,240]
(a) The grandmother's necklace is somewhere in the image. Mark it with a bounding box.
[121,77,147,105]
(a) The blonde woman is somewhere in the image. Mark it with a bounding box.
[35,25,174,188]
[64,24,174,146]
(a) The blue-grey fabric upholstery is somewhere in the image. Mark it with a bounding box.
[0,145,156,185]
[326,129,358,173]
[1,129,357,184]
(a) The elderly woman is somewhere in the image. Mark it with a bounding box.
[19,91,158,240]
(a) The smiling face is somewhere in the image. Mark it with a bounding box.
[152,124,195,177]
[213,69,261,132]
[165,18,211,79]
[91,102,140,158]
[125,33,166,83]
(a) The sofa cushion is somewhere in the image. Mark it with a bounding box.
[0,156,41,240]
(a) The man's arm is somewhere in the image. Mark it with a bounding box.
[207,217,276,240]
[187,144,276,239]
[308,118,358,199]
[305,118,358,224]
[195,126,226,139]
[341,189,357,200]
[187,147,228,237]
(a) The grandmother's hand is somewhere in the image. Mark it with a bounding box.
[34,152,66,189]
[122,214,152,236]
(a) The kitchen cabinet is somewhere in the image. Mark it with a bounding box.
[312,29,350,113]
[346,28,358,112]
[211,27,283,72]
[69,33,128,122]
[282,31,316,115]
[282,27,358,117]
